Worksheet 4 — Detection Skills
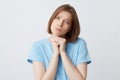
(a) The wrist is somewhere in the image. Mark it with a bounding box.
[60,51,66,56]
[53,52,59,56]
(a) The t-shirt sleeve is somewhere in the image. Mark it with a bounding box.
[27,42,44,64]
[76,39,91,65]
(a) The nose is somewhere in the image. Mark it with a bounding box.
[58,20,63,27]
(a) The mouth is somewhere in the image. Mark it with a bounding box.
[56,28,62,32]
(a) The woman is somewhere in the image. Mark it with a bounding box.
[27,4,91,80]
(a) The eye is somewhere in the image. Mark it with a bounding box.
[64,20,70,25]
[55,16,60,20]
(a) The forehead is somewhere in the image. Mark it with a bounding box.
[56,11,72,20]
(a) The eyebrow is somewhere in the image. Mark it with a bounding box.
[65,19,71,21]
[57,15,72,21]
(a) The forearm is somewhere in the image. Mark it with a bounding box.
[42,54,59,80]
[61,52,84,80]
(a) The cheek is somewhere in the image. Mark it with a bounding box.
[51,21,56,28]
[65,26,71,32]
[50,23,55,33]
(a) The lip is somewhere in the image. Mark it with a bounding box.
[56,28,62,32]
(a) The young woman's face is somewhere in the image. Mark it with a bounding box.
[51,11,72,37]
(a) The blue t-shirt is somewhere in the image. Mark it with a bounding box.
[27,37,91,80]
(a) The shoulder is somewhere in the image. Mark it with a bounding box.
[75,37,87,45]
[32,38,49,47]
[73,37,87,49]
[67,37,87,48]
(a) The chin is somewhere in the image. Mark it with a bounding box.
[52,33,64,37]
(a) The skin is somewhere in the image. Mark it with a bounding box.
[33,11,87,80]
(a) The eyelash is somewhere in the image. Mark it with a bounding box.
[55,16,70,25]
[56,16,60,19]
[65,21,70,24]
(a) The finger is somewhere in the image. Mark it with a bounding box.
[51,40,60,46]
[55,37,66,44]
[51,39,62,45]
[51,37,64,43]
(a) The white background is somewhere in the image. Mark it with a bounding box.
[0,0,120,80]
